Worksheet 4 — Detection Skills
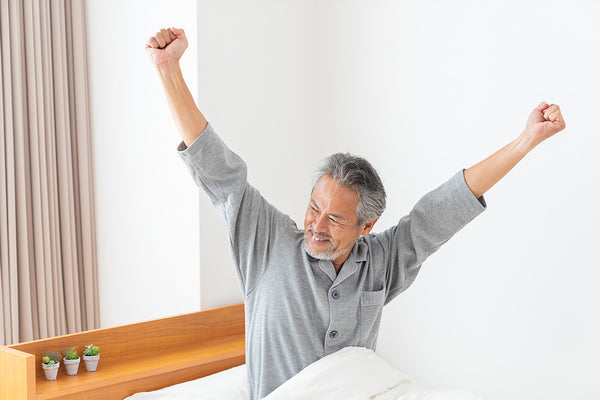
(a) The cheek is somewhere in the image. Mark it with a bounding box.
[303,211,312,229]
[332,233,346,245]
[335,231,358,247]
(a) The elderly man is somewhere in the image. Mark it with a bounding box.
[146,27,565,400]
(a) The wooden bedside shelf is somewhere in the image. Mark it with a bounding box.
[0,303,245,400]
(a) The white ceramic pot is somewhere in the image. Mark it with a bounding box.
[42,362,60,380]
[83,354,100,372]
[63,357,80,376]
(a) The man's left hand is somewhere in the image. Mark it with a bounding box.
[523,102,566,147]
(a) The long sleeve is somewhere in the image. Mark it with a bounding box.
[177,123,292,296]
[370,170,487,304]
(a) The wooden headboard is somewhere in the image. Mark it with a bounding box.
[0,303,245,400]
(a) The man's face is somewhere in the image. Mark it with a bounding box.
[304,174,376,268]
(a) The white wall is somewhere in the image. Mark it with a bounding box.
[314,1,600,400]
[86,0,318,318]
[86,0,201,328]
[87,1,600,399]
[194,0,318,308]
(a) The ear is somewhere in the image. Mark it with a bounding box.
[359,218,378,236]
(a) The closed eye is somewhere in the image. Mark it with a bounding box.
[309,200,320,213]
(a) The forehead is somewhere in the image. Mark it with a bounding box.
[311,175,359,219]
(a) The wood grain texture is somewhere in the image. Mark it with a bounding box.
[0,303,245,400]
[0,347,34,400]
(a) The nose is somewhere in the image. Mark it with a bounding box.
[313,212,330,233]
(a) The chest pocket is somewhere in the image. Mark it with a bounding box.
[359,288,386,345]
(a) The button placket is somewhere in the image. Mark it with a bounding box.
[327,286,341,344]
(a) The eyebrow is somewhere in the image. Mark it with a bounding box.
[310,199,347,221]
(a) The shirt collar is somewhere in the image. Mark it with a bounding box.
[353,238,368,263]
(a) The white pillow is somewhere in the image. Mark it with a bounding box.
[263,347,413,400]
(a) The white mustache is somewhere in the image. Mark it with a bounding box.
[308,226,332,241]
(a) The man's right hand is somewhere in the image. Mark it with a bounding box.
[145,27,188,67]
[145,27,207,146]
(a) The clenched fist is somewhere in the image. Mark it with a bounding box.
[145,27,188,66]
[523,102,566,147]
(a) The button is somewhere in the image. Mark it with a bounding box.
[329,330,338,339]
[331,290,340,300]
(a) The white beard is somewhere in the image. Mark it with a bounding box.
[304,236,353,262]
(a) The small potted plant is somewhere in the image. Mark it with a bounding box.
[41,351,61,381]
[83,344,100,372]
[61,347,80,376]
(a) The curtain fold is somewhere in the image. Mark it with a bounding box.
[0,0,99,346]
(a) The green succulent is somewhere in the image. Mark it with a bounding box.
[41,351,61,364]
[61,347,79,360]
[84,344,100,356]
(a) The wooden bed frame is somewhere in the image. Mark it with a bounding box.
[0,303,245,400]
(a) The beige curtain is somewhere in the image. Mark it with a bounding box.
[0,0,98,346]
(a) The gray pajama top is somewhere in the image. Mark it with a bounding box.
[178,122,486,400]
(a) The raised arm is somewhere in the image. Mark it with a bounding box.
[145,28,207,147]
[464,102,566,198]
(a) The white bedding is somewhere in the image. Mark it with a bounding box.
[125,347,483,400]
[125,364,248,400]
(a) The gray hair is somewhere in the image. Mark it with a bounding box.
[312,153,386,225]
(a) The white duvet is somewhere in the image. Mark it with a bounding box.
[125,347,483,400]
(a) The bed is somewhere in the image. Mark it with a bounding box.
[0,303,245,400]
[0,303,483,400]
[124,346,484,400]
